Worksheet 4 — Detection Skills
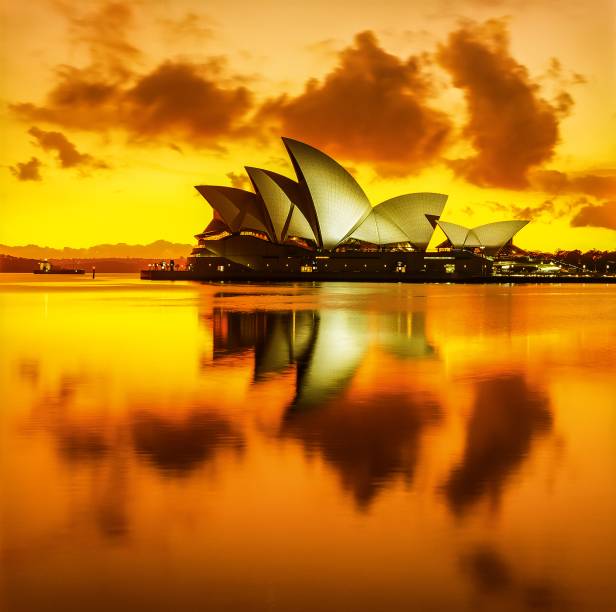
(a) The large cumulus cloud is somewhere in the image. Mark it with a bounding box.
[570,200,616,230]
[258,31,452,176]
[438,20,563,188]
[10,4,595,198]
[11,2,252,148]
[12,60,253,146]
[531,169,616,199]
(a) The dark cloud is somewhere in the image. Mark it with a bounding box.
[54,0,140,78]
[9,2,250,147]
[12,67,124,131]
[457,194,604,225]
[258,30,452,176]
[10,157,42,181]
[510,198,568,220]
[12,61,253,147]
[570,200,616,230]
[11,9,589,185]
[539,58,586,118]
[29,126,108,170]
[123,61,252,143]
[438,20,564,188]
[542,58,586,87]
[226,171,250,189]
[482,197,570,220]
[531,169,616,199]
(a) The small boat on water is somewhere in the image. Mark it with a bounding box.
[33,261,85,274]
[33,269,85,274]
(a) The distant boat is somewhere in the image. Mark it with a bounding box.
[33,269,85,274]
[33,264,85,275]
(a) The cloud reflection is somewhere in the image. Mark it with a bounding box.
[461,545,567,610]
[281,395,441,509]
[444,375,552,516]
[57,426,109,463]
[202,304,442,508]
[131,411,244,476]
[283,309,440,508]
[21,368,246,544]
[209,308,317,380]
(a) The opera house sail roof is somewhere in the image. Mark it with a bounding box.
[193,137,528,256]
[436,220,529,255]
[282,137,373,250]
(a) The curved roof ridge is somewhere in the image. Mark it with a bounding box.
[471,219,529,250]
[245,166,317,243]
[245,167,289,242]
[282,137,371,250]
[373,199,413,241]
[347,209,380,245]
[374,192,448,250]
[464,229,482,248]
[472,219,529,231]
[194,185,271,236]
[255,168,318,242]
[436,220,470,248]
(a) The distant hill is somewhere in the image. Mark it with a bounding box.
[0,254,41,272]
[0,240,193,260]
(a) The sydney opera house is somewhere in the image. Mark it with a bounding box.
[185,137,528,280]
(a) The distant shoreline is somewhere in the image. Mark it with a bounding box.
[0,254,188,273]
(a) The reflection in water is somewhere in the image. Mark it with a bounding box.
[132,411,244,475]
[281,395,441,508]
[461,545,566,610]
[444,375,552,516]
[21,367,245,546]
[57,426,109,463]
[377,311,436,360]
[206,306,441,507]
[209,307,436,406]
[2,278,615,612]
[462,546,513,593]
[293,309,369,407]
[18,358,40,385]
[94,454,130,539]
[210,309,317,380]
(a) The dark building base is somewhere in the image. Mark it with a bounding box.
[140,269,615,284]
[141,246,615,283]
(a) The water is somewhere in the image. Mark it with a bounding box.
[1,274,615,611]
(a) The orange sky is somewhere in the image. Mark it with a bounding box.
[1,0,615,251]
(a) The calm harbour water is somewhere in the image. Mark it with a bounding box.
[1,273,615,612]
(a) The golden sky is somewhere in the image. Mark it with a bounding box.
[1,0,615,251]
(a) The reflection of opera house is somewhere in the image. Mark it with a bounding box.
[207,305,436,408]
[187,138,528,280]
